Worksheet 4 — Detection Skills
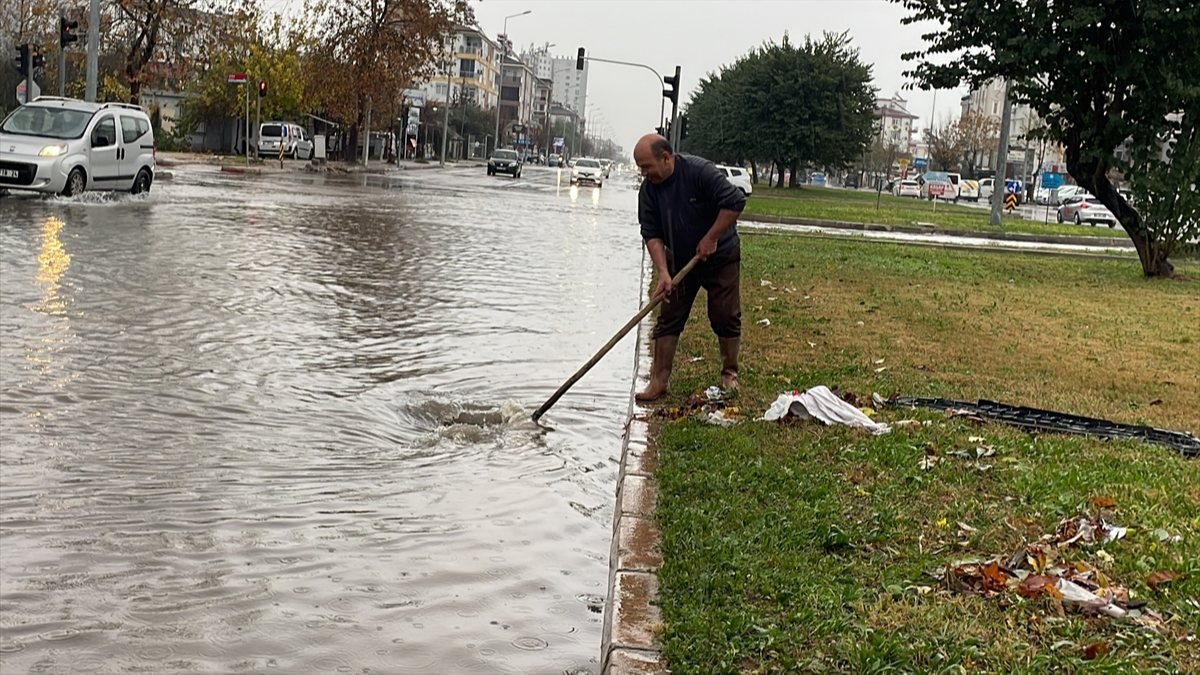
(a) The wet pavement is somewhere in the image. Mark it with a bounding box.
[0,163,644,673]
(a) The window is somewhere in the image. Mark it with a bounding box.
[121,115,141,143]
[91,116,116,147]
[137,118,150,139]
[731,169,743,177]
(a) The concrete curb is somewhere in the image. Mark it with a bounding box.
[739,213,1133,248]
[601,252,667,675]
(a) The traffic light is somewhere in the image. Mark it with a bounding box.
[60,16,79,48]
[663,65,680,105]
[576,47,585,71]
[258,79,268,97]
[14,44,28,75]
[678,114,689,140]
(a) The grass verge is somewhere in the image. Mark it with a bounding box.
[652,233,1200,673]
[743,185,1127,239]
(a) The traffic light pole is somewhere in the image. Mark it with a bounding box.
[85,0,99,101]
[580,55,665,133]
[667,65,681,149]
[58,43,65,97]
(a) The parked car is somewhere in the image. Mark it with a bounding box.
[810,171,827,186]
[1057,193,1118,227]
[843,173,860,189]
[258,121,313,160]
[1051,184,1087,205]
[979,177,995,201]
[894,179,921,198]
[715,164,753,196]
[487,149,522,178]
[0,96,156,196]
[570,157,604,186]
[958,177,981,201]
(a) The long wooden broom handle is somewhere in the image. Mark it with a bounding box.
[531,256,703,422]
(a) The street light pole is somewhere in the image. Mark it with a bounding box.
[492,10,531,156]
[440,60,451,167]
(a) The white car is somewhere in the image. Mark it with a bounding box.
[1057,193,1118,227]
[0,96,156,196]
[571,157,604,186]
[1051,184,1087,206]
[894,179,921,198]
[257,121,313,160]
[715,164,753,196]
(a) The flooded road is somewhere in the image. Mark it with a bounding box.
[0,164,644,673]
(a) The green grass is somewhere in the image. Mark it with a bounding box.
[743,185,1128,239]
[651,234,1200,674]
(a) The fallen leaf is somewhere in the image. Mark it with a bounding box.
[1147,571,1178,591]
[968,436,985,443]
[1089,496,1118,510]
[688,356,704,362]
[1083,641,1110,660]
[873,358,885,365]
[919,456,939,471]
[874,366,888,373]
[957,521,978,534]
[1017,574,1057,598]
[1149,398,1163,406]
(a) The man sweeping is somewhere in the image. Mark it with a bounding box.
[632,133,746,401]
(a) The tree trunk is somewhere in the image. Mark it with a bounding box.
[789,159,800,187]
[749,160,758,184]
[1066,147,1173,277]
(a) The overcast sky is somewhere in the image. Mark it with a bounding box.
[472,0,968,155]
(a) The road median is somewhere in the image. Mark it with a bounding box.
[647,233,1199,672]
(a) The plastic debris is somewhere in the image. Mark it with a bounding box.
[756,318,771,327]
[761,386,891,435]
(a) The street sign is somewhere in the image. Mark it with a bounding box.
[913,157,928,170]
[553,137,564,148]
[928,182,946,198]
[16,79,40,104]
[898,158,910,167]
[227,72,247,84]
[1004,193,1018,211]
[1041,172,1065,189]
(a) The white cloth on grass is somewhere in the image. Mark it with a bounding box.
[761,385,891,435]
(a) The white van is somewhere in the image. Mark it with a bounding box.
[0,96,156,196]
[715,164,753,196]
[257,122,313,160]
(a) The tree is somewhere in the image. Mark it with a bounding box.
[683,31,877,188]
[1127,107,1200,264]
[957,111,999,179]
[927,119,964,171]
[895,0,1200,277]
[106,0,253,104]
[178,10,312,143]
[305,0,470,162]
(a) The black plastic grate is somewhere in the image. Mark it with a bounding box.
[891,396,1200,458]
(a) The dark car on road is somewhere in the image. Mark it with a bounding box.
[487,149,522,178]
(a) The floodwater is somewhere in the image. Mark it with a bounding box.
[0,164,644,673]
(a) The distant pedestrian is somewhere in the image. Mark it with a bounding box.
[632,133,746,401]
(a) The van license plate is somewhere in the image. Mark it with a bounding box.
[0,169,18,179]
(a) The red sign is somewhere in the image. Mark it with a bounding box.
[227,72,247,84]
[928,182,946,197]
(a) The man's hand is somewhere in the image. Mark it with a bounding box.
[653,275,675,301]
[696,235,718,261]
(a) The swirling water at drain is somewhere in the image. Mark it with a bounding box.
[0,167,643,673]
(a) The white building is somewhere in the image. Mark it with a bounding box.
[876,93,918,153]
[419,25,501,110]
[960,79,1065,177]
[550,55,588,118]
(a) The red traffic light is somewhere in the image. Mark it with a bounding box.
[258,79,268,97]
[60,16,80,47]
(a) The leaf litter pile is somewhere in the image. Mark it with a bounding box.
[926,497,1187,640]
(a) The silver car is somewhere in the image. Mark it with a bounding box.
[0,97,156,196]
[1057,193,1118,227]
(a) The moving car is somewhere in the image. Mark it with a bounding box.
[958,177,980,201]
[599,158,613,178]
[0,96,156,196]
[715,164,753,196]
[1057,193,1118,227]
[487,149,522,178]
[571,157,604,186]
